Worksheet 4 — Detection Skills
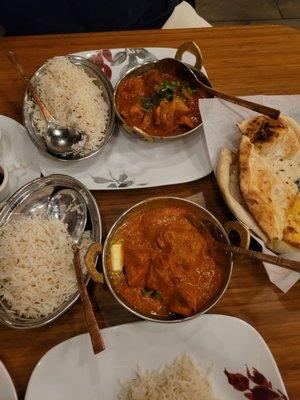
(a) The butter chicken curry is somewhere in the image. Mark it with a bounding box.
[107,206,222,317]
[115,68,206,137]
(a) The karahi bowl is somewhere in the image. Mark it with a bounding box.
[113,41,213,142]
[85,196,233,323]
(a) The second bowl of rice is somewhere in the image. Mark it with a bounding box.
[23,55,115,161]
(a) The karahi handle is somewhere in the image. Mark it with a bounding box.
[175,41,203,71]
[85,242,104,283]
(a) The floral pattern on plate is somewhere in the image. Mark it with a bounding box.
[225,366,288,399]
[89,48,157,79]
[91,170,147,188]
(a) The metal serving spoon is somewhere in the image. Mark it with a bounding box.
[217,241,300,273]
[188,217,300,273]
[6,50,87,155]
[156,58,281,120]
[47,188,105,354]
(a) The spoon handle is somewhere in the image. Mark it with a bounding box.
[199,81,280,120]
[6,50,53,122]
[73,247,105,354]
[218,242,300,273]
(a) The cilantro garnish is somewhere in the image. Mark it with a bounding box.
[139,80,196,110]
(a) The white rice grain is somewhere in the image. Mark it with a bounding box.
[118,354,217,400]
[0,215,90,318]
[27,56,109,155]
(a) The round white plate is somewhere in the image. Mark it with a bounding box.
[0,115,40,200]
[0,360,18,400]
[37,47,212,190]
[25,315,287,399]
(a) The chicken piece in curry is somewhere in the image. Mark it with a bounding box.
[116,68,205,137]
[107,206,223,317]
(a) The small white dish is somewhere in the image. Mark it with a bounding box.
[0,162,10,202]
[0,360,18,400]
[25,315,287,400]
[0,115,41,200]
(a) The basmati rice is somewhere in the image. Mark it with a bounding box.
[0,215,90,319]
[118,354,217,400]
[27,56,109,155]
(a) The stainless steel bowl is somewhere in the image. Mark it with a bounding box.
[114,41,213,141]
[23,55,115,162]
[86,197,233,323]
[0,174,101,329]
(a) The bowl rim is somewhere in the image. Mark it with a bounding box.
[102,196,233,323]
[0,174,101,329]
[22,54,116,162]
[113,59,213,141]
[0,162,9,190]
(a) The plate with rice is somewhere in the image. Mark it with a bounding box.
[23,55,115,161]
[25,315,288,399]
[31,48,213,190]
[0,174,101,329]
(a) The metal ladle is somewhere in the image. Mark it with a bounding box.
[189,217,300,273]
[156,58,281,120]
[6,50,87,155]
[47,188,105,354]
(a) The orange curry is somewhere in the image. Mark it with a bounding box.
[107,206,222,317]
[116,68,205,137]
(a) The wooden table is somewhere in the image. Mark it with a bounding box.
[0,26,299,399]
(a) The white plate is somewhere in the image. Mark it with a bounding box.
[37,47,212,190]
[0,360,18,400]
[25,315,287,400]
[0,115,40,200]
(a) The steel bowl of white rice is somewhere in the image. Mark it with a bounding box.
[23,55,115,161]
[0,174,101,329]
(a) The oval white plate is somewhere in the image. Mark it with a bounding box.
[0,360,18,400]
[25,315,287,400]
[37,47,212,190]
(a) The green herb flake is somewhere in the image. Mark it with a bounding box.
[141,289,163,301]
[140,80,191,110]
[140,96,154,111]
[186,85,196,94]
[141,288,154,297]
[153,291,163,301]
[159,81,178,92]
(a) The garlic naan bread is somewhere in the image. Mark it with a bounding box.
[216,148,268,242]
[237,115,300,158]
[239,134,298,241]
[217,114,300,253]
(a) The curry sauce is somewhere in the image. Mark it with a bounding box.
[107,206,223,317]
[116,68,205,137]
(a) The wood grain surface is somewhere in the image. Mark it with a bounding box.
[0,26,299,399]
